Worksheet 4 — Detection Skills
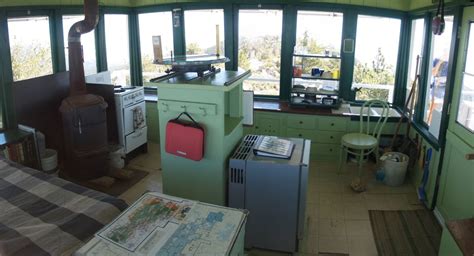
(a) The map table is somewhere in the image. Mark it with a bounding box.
[74,192,247,256]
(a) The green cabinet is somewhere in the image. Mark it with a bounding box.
[437,131,474,221]
[253,112,284,136]
[145,102,159,143]
[154,71,250,206]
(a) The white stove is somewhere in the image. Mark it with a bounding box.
[114,86,147,154]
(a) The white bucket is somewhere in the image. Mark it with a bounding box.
[109,145,125,169]
[41,149,58,172]
[382,152,409,186]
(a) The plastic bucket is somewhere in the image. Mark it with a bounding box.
[41,149,58,172]
[382,152,409,186]
[109,145,125,169]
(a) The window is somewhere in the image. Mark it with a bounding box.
[456,23,474,132]
[138,12,173,84]
[8,16,53,81]
[184,9,224,56]
[423,16,454,138]
[104,14,130,85]
[295,11,343,91]
[353,15,401,102]
[62,15,97,76]
[406,18,425,114]
[239,9,282,96]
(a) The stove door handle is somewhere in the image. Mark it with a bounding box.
[78,117,82,134]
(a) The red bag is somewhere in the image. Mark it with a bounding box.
[165,112,205,161]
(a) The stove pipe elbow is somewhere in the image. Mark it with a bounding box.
[68,0,99,96]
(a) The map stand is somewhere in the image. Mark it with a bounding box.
[75,192,247,256]
[152,55,230,80]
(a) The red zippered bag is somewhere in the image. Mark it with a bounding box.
[165,112,205,161]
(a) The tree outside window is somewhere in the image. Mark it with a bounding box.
[8,16,53,81]
[239,9,283,96]
[353,15,401,103]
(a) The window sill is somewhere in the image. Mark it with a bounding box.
[411,121,441,150]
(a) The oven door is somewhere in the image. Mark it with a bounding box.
[123,101,146,135]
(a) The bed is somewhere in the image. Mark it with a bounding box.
[0,157,128,256]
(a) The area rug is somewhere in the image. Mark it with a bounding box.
[60,167,149,197]
[369,209,442,256]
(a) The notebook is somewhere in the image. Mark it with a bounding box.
[253,136,294,159]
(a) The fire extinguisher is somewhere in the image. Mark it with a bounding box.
[432,0,445,35]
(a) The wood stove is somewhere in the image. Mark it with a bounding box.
[60,0,109,180]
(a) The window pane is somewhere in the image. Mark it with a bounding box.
[353,15,401,103]
[63,15,97,76]
[423,16,454,138]
[139,12,173,84]
[239,9,282,96]
[185,9,224,56]
[406,18,425,115]
[456,23,474,132]
[104,14,130,85]
[8,16,53,81]
[295,11,343,92]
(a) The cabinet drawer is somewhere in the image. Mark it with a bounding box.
[318,117,348,131]
[312,143,340,156]
[287,114,317,129]
[159,100,217,116]
[286,128,316,141]
[254,114,281,136]
[314,131,344,144]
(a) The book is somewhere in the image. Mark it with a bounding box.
[253,136,294,159]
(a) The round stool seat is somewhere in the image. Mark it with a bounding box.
[341,133,378,149]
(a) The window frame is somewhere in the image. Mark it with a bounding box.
[6,9,57,81]
[410,8,462,148]
[351,13,404,104]
[103,10,132,86]
[236,4,285,100]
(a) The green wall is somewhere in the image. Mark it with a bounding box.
[0,0,455,11]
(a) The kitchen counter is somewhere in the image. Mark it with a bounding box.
[145,94,403,121]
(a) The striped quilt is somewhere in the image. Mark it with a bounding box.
[0,157,128,256]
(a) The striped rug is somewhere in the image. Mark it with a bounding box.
[369,210,442,256]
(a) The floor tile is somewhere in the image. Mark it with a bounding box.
[343,203,370,220]
[347,236,378,256]
[318,236,349,254]
[345,220,373,237]
[319,219,346,237]
[319,203,345,219]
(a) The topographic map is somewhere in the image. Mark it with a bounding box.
[97,193,194,251]
[85,193,246,256]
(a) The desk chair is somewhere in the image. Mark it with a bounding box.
[338,100,390,177]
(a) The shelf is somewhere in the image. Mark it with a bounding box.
[290,100,340,109]
[291,88,339,96]
[293,53,341,59]
[293,74,340,81]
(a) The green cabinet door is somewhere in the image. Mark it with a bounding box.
[437,131,474,221]
[253,112,283,136]
[146,102,160,143]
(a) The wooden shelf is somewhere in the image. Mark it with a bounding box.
[291,88,339,96]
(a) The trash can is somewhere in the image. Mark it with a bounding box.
[41,149,58,173]
[381,152,409,186]
[108,145,125,169]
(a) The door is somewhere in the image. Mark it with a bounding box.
[449,7,474,147]
[437,7,474,221]
[123,101,146,135]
